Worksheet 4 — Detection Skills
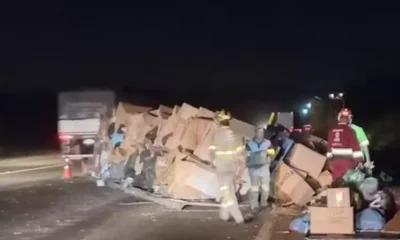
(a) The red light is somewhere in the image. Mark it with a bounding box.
[59,134,73,141]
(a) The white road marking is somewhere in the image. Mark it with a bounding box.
[0,164,64,176]
[119,202,155,206]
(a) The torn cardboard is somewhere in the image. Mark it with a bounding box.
[271,162,314,206]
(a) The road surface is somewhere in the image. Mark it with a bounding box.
[0,154,300,240]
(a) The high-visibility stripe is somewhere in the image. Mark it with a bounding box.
[251,186,259,192]
[360,140,369,146]
[215,150,236,155]
[353,151,363,158]
[261,184,269,192]
[215,146,245,156]
[267,148,275,155]
[208,145,216,150]
[221,201,235,208]
[331,148,353,155]
[236,145,245,153]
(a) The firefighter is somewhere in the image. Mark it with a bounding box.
[327,108,364,181]
[209,110,245,224]
[246,127,272,212]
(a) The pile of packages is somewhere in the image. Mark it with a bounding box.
[95,101,400,236]
[280,145,400,236]
[95,102,255,200]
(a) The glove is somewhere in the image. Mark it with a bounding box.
[363,161,375,175]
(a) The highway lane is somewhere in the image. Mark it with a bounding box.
[0,153,291,240]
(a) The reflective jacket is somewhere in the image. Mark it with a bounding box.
[327,123,363,162]
[246,139,271,167]
[209,126,245,172]
[351,123,369,147]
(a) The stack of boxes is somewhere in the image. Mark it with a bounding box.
[310,188,355,234]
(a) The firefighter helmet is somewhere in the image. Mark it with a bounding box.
[216,109,232,122]
[337,108,353,121]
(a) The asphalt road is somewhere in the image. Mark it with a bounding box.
[0,154,300,240]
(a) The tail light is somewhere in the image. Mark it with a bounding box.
[59,134,73,141]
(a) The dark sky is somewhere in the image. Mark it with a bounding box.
[1,1,400,95]
[1,1,400,150]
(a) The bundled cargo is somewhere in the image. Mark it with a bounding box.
[94,101,255,201]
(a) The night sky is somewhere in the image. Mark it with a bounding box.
[0,1,400,150]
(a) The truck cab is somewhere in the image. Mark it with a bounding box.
[58,91,115,162]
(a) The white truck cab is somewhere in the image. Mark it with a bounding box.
[57,91,115,162]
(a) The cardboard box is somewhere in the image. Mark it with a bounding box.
[184,162,220,199]
[327,188,351,208]
[230,118,255,140]
[271,162,314,206]
[166,154,213,200]
[310,207,354,234]
[287,144,326,179]
[114,102,151,129]
[177,103,198,120]
[196,107,215,118]
[318,170,333,187]
[193,121,218,162]
[292,167,308,179]
[383,211,400,233]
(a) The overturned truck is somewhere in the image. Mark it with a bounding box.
[93,102,256,201]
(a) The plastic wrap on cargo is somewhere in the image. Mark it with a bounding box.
[360,177,379,201]
[289,214,310,234]
[342,169,366,188]
[356,208,386,231]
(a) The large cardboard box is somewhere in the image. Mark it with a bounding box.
[287,144,326,179]
[167,155,213,200]
[184,162,220,199]
[114,102,151,129]
[327,188,351,208]
[230,118,255,140]
[177,103,198,120]
[271,162,314,206]
[310,207,354,234]
[154,115,180,147]
[179,118,197,151]
[165,118,188,150]
[193,121,219,162]
[196,107,215,118]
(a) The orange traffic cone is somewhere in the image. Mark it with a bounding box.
[63,164,72,179]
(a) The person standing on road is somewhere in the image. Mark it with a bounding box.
[209,110,246,224]
[246,127,272,213]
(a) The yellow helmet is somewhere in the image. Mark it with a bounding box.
[216,109,232,122]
